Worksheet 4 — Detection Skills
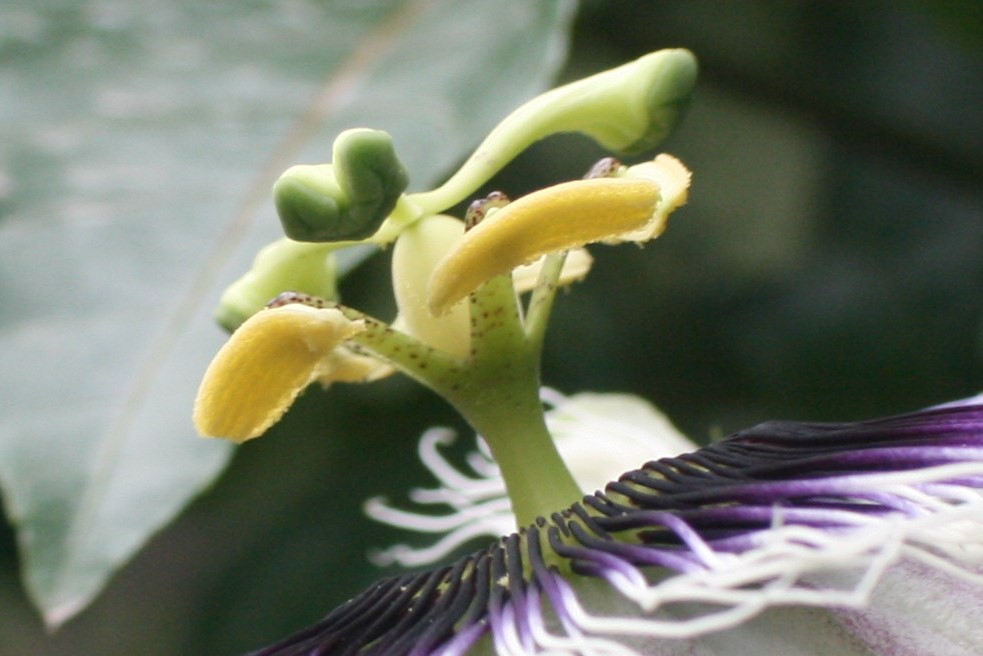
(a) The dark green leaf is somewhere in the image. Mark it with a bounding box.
[0,0,576,626]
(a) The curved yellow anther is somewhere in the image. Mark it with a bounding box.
[427,177,660,315]
[194,304,364,442]
[614,153,692,243]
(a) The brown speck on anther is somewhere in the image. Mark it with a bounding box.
[464,190,511,230]
[584,156,622,180]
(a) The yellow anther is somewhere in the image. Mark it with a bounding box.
[427,177,660,315]
[194,304,363,442]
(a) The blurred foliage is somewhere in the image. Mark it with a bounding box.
[0,0,576,647]
[1,1,981,654]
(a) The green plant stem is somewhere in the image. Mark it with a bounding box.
[341,276,582,527]
[338,307,465,391]
[447,274,581,527]
[450,378,581,528]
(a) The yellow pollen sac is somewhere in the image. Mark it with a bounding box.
[614,154,692,243]
[427,177,660,315]
[193,304,364,442]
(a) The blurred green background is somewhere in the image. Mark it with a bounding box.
[1,1,981,654]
